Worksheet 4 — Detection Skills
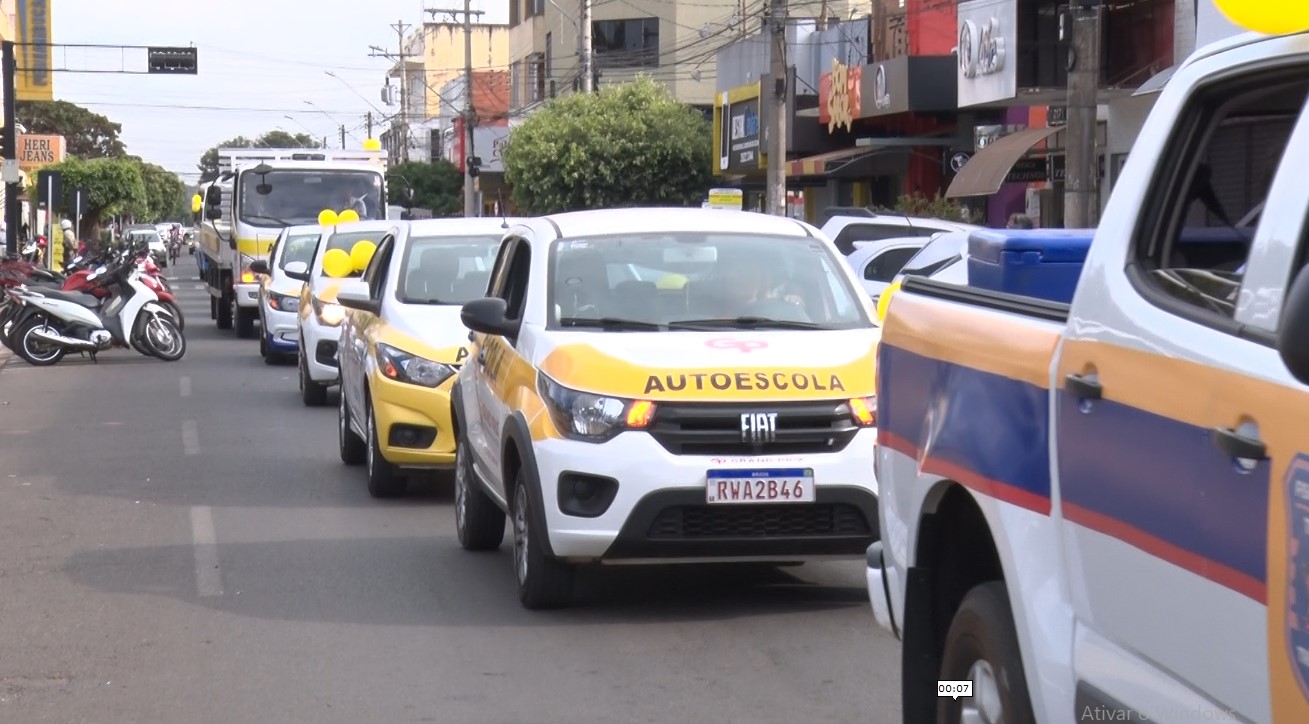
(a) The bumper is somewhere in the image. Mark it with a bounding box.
[235,283,259,308]
[370,372,456,467]
[300,318,340,383]
[262,306,299,353]
[534,428,880,561]
[866,541,899,639]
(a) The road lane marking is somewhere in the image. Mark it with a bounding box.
[181,420,200,455]
[179,376,192,397]
[190,506,223,597]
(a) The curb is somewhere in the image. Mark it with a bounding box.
[0,346,11,372]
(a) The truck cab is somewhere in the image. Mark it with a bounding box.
[869,30,1309,723]
[199,148,388,338]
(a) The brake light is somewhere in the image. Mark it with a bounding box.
[626,400,657,428]
[849,396,876,426]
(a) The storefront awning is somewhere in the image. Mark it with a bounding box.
[787,147,875,177]
[1133,64,1178,96]
[945,126,1061,198]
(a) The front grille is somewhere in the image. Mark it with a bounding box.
[647,401,859,456]
[648,503,871,539]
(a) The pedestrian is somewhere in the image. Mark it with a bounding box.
[1006,213,1035,229]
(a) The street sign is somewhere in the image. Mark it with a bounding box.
[707,188,743,210]
[66,187,87,218]
[35,168,61,209]
[1,159,21,184]
[147,47,198,75]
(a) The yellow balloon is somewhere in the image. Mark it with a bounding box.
[1215,0,1309,34]
[655,273,688,291]
[322,248,354,278]
[363,138,382,152]
[191,194,202,213]
[876,279,902,324]
[350,240,377,272]
[337,209,360,223]
[318,209,339,227]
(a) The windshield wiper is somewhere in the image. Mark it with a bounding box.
[244,214,293,226]
[668,316,825,330]
[559,316,662,331]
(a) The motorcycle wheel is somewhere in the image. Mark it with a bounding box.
[15,318,66,366]
[161,301,185,331]
[143,315,186,361]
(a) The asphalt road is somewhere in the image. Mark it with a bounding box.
[0,268,903,724]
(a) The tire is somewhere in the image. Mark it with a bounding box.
[338,387,366,465]
[235,306,256,339]
[259,330,270,361]
[511,468,574,609]
[160,301,185,331]
[15,317,66,366]
[454,427,505,551]
[299,351,328,407]
[216,292,233,330]
[209,296,217,320]
[365,400,405,498]
[144,316,186,361]
[936,582,1036,724]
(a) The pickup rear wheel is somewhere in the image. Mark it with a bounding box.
[937,582,1035,724]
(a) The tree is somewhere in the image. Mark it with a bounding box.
[500,76,712,213]
[894,192,977,224]
[42,156,146,236]
[137,161,187,222]
[386,160,462,216]
[16,100,127,158]
[196,130,323,181]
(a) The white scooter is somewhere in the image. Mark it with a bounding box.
[6,249,185,366]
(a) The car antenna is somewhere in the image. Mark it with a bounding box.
[496,188,509,229]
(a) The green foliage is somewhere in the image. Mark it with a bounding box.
[386,160,463,216]
[44,156,146,231]
[894,192,977,224]
[500,76,712,214]
[16,100,127,158]
[137,161,187,222]
[196,130,322,180]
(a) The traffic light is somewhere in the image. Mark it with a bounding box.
[467,156,482,178]
[148,47,198,75]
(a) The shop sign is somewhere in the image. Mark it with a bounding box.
[957,0,1017,107]
[726,96,762,171]
[821,59,862,133]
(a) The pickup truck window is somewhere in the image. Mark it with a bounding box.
[1131,68,1309,327]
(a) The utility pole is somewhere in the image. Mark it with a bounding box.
[762,0,788,216]
[365,111,373,138]
[370,22,413,163]
[428,5,485,217]
[339,125,347,149]
[580,0,593,93]
[1064,0,1101,228]
[2,40,16,256]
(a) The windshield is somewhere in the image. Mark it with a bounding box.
[397,235,500,305]
[317,230,385,278]
[279,233,321,271]
[238,170,384,227]
[548,233,870,330]
[127,231,161,244]
[899,232,968,278]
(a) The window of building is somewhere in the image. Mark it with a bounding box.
[510,0,519,26]
[527,53,545,103]
[509,61,521,109]
[592,18,659,69]
[532,0,544,17]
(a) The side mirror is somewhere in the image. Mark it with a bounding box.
[461,297,520,338]
[336,280,380,315]
[205,186,222,205]
[1279,266,1309,384]
[205,206,223,221]
[248,259,270,276]
[283,260,309,282]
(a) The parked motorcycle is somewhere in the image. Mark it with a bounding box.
[4,246,185,365]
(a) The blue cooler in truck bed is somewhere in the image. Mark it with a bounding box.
[966,229,1095,304]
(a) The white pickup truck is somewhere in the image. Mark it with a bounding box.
[868,31,1309,723]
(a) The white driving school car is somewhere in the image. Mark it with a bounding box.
[249,224,321,364]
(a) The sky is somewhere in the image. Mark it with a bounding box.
[50,0,510,182]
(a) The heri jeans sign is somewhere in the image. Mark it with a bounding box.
[956,0,1016,107]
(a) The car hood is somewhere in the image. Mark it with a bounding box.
[375,304,470,365]
[534,328,879,402]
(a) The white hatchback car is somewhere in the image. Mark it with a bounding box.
[284,220,400,406]
[249,224,321,365]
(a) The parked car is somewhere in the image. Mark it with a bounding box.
[842,235,933,299]
[817,206,977,256]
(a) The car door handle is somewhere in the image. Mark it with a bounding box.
[1065,373,1102,400]
[1212,427,1268,461]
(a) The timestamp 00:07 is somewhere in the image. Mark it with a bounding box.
[937,680,974,699]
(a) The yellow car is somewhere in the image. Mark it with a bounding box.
[334,218,519,497]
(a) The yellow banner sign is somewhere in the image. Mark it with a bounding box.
[17,134,64,170]
[16,0,53,102]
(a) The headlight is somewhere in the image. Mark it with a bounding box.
[376,343,456,388]
[537,373,656,443]
[312,296,344,326]
[269,290,300,313]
